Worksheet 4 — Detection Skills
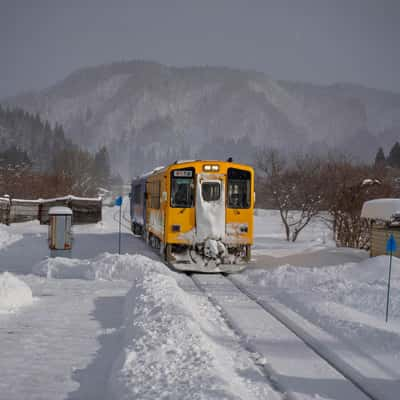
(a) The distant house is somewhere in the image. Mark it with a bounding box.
[361,199,400,257]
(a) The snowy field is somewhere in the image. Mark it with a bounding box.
[0,205,399,399]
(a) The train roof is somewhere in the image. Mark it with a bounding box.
[131,166,166,183]
[132,160,254,182]
[168,160,254,171]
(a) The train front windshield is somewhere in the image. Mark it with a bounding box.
[227,168,251,209]
[171,168,195,208]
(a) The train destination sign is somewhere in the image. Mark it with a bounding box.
[173,170,193,177]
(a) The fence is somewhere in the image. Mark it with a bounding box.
[0,195,102,225]
[0,197,10,225]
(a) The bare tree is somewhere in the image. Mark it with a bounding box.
[257,149,396,248]
[321,158,393,248]
[0,163,74,199]
[257,149,324,242]
[53,148,98,196]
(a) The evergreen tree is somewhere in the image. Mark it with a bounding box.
[0,106,75,171]
[388,142,400,168]
[0,145,31,168]
[93,146,111,188]
[374,147,386,167]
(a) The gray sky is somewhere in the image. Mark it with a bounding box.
[1,0,399,98]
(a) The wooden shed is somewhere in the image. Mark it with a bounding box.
[0,195,102,225]
[369,226,400,257]
[361,198,400,257]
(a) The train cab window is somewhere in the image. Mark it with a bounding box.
[202,182,221,202]
[133,184,141,204]
[171,168,194,208]
[227,168,251,209]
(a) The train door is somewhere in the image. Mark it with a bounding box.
[196,174,225,241]
[141,180,146,233]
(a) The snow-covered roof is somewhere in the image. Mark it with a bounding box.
[138,166,166,179]
[174,160,197,164]
[361,178,381,187]
[361,198,400,221]
[41,195,102,202]
[0,195,101,203]
[11,198,42,204]
[49,207,73,216]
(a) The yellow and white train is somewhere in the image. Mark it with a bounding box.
[130,160,254,272]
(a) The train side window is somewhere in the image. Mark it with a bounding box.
[149,181,160,209]
[202,182,221,202]
[227,168,251,209]
[171,168,194,208]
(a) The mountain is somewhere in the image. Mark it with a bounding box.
[3,61,400,178]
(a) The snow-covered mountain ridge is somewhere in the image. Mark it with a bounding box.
[3,61,400,177]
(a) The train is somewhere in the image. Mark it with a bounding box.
[129,160,254,272]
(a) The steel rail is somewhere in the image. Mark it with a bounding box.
[188,272,299,400]
[226,275,385,400]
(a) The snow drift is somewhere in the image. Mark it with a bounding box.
[33,253,275,399]
[32,253,162,281]
[107,256,275,400]
[245,255,400,321]
[0,272,34,313]
[0,225,22,250]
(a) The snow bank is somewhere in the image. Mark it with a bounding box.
[33,257,94,280]
[33,253,274,399]
[0,272,34,313]
[108,258,274,400]
[32,253,161,281]
[245,255,400,321]
[0,225,22,250]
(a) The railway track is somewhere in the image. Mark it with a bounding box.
[112,203,133,233]
[111,204,395,399]
[188,272,388,400]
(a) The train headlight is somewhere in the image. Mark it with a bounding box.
[240,224,248,233]
[203,164,219,172]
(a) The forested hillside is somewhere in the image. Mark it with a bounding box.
[0,106,115,198]
[0,105,72,171]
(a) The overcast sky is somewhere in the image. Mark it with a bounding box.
[1,0,399,98]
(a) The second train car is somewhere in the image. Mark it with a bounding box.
[130,160,254,272]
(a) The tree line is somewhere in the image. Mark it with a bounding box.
[374,142,400,169]
[0,106,117,198]
[256,148,397,248]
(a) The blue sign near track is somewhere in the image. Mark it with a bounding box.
[386,234,397,253]
[115,196,123,207]
[385,234,396,322]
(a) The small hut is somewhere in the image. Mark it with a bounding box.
[361,198,400,257]
[48,206,73,257]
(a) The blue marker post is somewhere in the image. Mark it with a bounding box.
[385,233,396,323]
[115,195,123,254]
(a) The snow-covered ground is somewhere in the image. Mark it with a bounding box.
[0,205,399,399]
